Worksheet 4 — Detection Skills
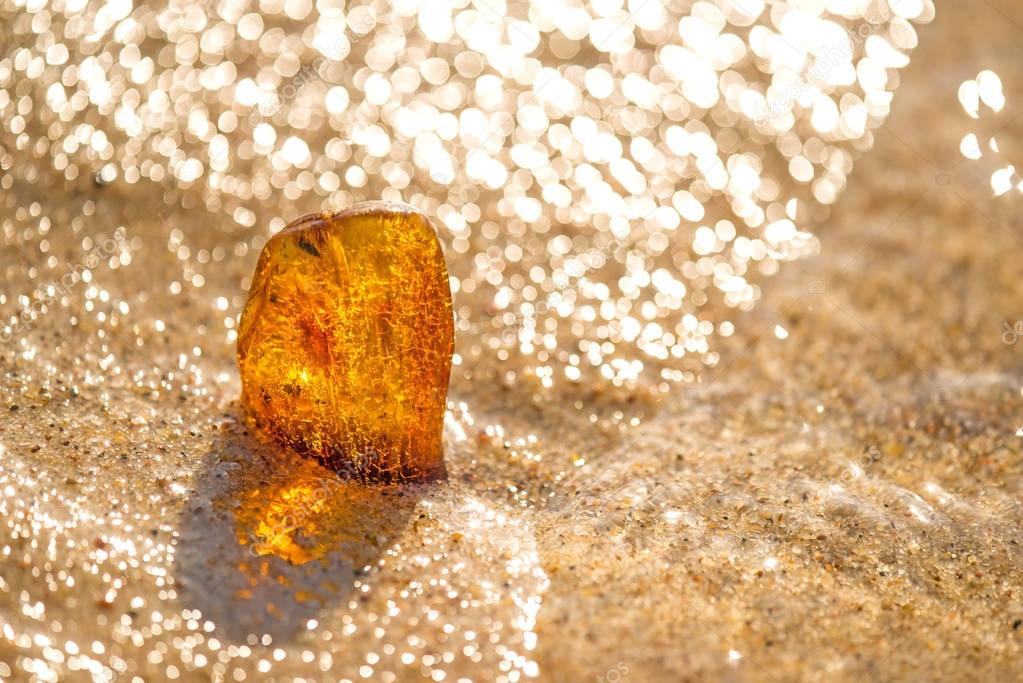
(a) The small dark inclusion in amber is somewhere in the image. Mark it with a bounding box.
[237,201,454,481]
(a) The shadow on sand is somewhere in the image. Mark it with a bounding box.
[174,409,428,643]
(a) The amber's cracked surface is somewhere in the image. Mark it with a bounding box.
[238,202,453,481]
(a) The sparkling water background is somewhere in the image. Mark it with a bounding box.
[1,0,1022,681]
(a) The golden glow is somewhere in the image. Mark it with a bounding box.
[232,465,415,566]
[238,202,454,481]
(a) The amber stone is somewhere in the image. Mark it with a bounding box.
[237,202,453,481]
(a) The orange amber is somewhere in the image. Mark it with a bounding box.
[237,202,453,481]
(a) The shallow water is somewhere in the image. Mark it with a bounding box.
[1,1,1022,681]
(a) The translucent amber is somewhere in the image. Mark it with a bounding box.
[237,202,453,481]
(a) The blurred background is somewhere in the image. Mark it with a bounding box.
[0,0,1021,681]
